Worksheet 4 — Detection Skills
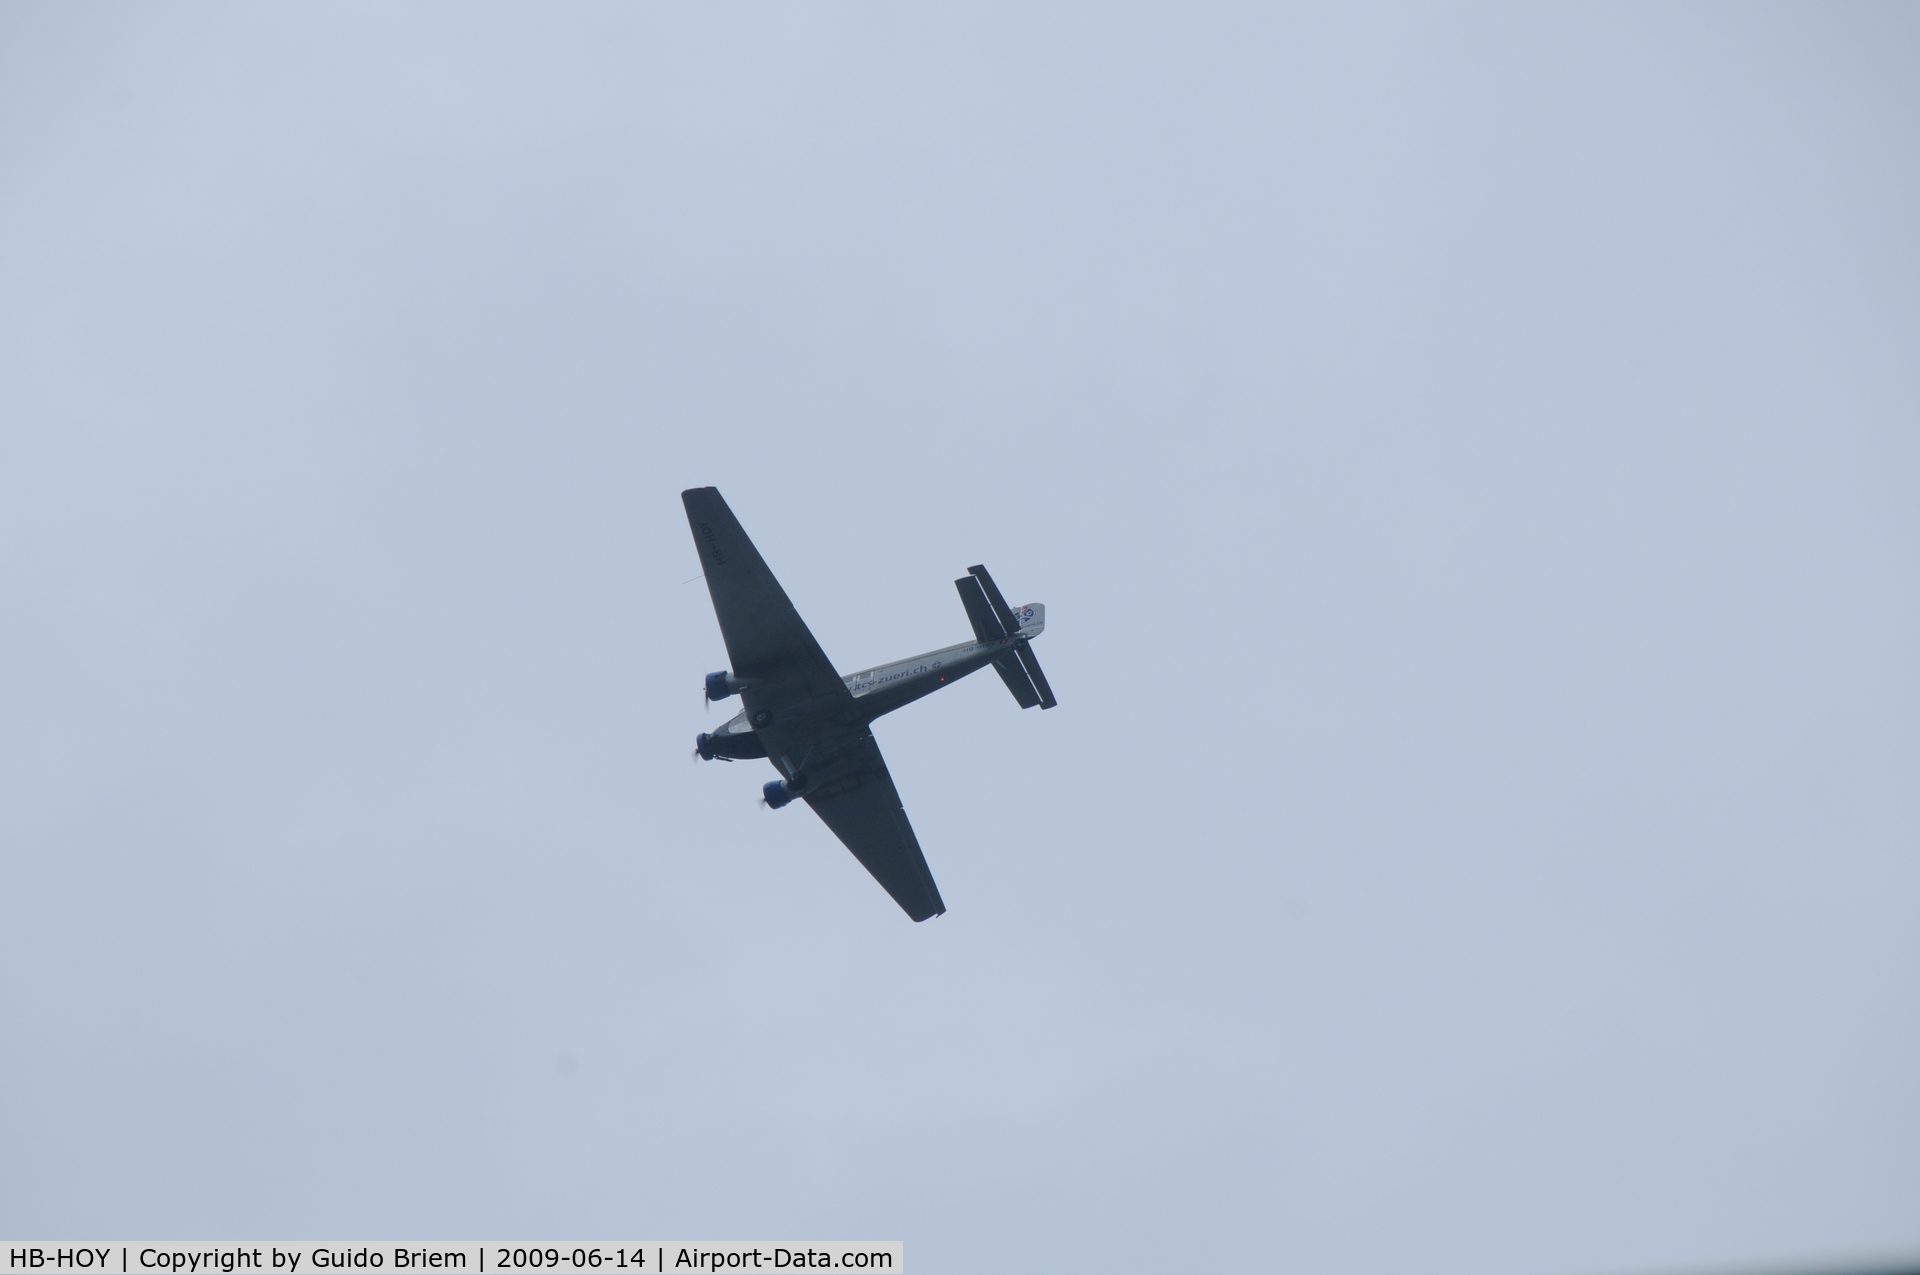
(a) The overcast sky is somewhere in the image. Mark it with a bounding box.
[2,6,1916,1273]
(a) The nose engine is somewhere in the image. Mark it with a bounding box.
[693,723,768,762]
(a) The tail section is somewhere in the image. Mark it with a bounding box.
[989,650,1043,709]
[953,566,1057,710]
[956,574,1004,646]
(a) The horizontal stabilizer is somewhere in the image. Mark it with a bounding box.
[961,574,1041,707]
[955,575,1006,644]
[993,651,1043,709]
[1016,641,1057,709]
[968,564,1021,635]
[965,566,1056,710]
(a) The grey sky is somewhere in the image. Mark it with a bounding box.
[1,6,1915,1273]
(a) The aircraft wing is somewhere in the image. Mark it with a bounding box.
[682,487,848,701]
[800,729,946,921]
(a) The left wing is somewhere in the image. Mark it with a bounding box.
[682,487,847,701]
[798,730,946,922]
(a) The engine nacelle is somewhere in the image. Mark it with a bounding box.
[762,777,806,809]
[696,727,767,761]
[704,671,734,702]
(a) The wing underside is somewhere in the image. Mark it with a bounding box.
[800,730,946,922]
[682,487,846,699]
[681,486,946,921]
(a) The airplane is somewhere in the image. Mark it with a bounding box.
[684,487,1056,921]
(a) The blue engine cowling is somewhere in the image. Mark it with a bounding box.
[705,671,734,702]
[762,777,805,809]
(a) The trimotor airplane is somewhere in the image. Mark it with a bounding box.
[684,487,1056,921]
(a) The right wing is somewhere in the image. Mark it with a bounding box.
[683,487,847,700]
[799,730,946,922]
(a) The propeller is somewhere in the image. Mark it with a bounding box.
[705,670,750,709]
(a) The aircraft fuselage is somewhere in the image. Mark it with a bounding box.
[697,628,1029,761]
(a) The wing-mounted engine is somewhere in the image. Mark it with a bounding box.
[704,670,752,703]
[762,777,805,808]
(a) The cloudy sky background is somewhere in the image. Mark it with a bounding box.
[2,6,1916,1273]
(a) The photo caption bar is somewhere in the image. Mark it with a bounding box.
[2,1246,901,1274]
